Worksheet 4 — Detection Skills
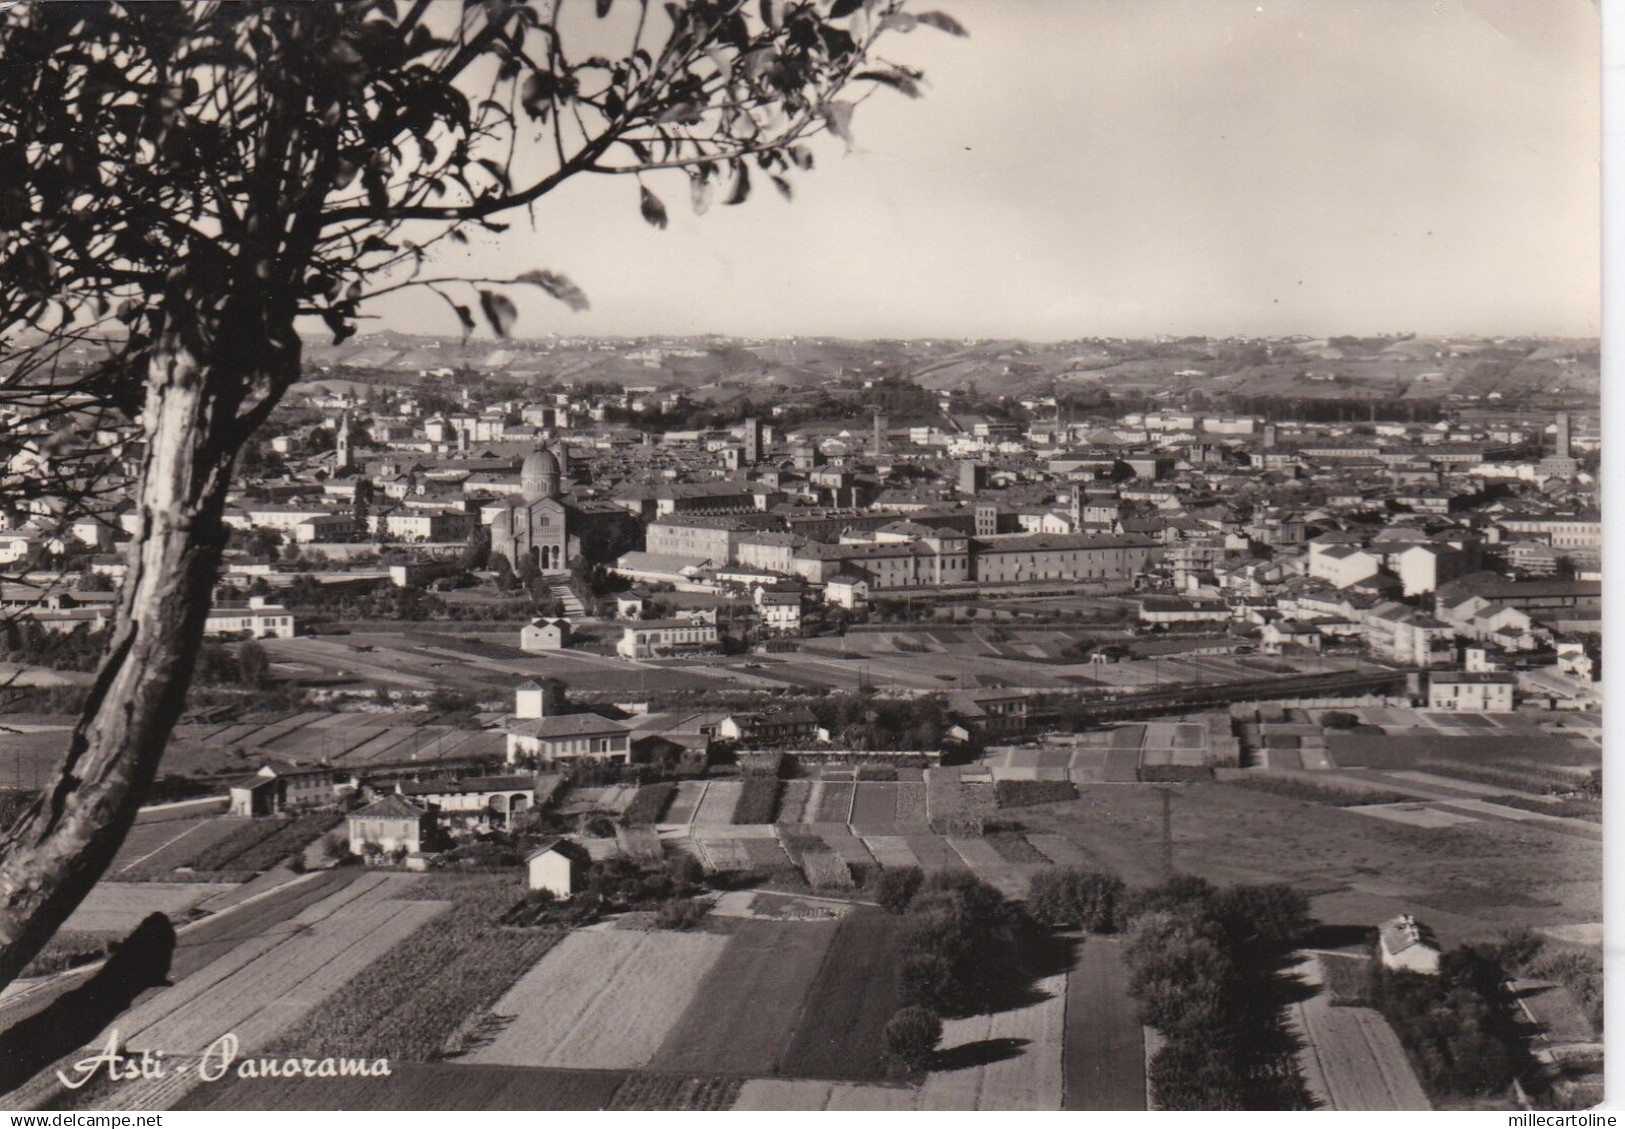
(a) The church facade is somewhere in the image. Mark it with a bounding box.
[490,446,640,573]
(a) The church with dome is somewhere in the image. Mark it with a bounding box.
[489,444,640,573]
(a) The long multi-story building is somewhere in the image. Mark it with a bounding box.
[970,533,1156,586]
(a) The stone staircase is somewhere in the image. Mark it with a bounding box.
[545,576,585,616]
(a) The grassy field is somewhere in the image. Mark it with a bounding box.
[1329,733,1597,771]
[649,918,841,1076]
[780,909,908,1082]
[1016,781,1599,950]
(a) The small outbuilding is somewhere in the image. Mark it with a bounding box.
[526,837,592,900]
[520,616,572,652]
[1378,913,1442,975]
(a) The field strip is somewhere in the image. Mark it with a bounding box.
[462,929,728,1069]
[97,899,448,1112]
[806,781,827,822]
[945,837,1030,899]
[1434,798,1601,837]
[62,882,238,934]
[120,878,424,1051]
[0,872,332,1024]
[1063,937,1145,1111]
[1283,959,1334,1110]
[3,876,434,1112]
[1290,957,1430,1111]
[116,821,209,874]
[1383,771,1559,804]
[1025,834,1092,867]
[861,836,921,868]
[919,972,1066,1109]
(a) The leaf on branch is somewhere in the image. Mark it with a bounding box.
[770,174,793,201]
[657,102,705,125]
[829,0,864,17]
[322,309,356,346]
[479,290,520,338]
[514,269,591,313]
[726,162,751,206]
[880,12,917,33]
[476,158,512,191]
[820,101,855,146]
[855,68,921,97]
[452,303,477,336]
[640,185,669,229]
[521,73,554,122]
[760,0,784,28]
[597,0,614,15]
[690,170,714,215]
[916,10,969,35]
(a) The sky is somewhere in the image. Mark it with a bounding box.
[368,0,1601,341]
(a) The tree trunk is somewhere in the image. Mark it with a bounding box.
[0,342,241,991]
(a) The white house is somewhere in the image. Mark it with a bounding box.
[1378,914,1442,975]
[504,682,633,764]
[205,597,296,639]
[1427,671,1516,713]
[756,589,804,635]
[825,575,869,609]
[526,838,592,899]
[617,617,719,658]
[1308,545,1381,589]
[347,795,427,859]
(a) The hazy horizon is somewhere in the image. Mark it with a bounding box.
[356,0,1600,343]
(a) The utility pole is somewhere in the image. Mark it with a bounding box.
[1159,787,1174,879]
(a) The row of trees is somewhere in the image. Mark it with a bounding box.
[1120,876,1315,1110]
[873,867,1027,1072]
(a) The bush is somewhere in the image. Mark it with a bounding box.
[875,866,924,914]
[1320,710,1360,730]
[898,952,962,1014]
[1369,961,1521,1095]
[1211,883,1313,948]
[1028,867,1126,932]
[881,1007,941,1072]
[653,897,710,931]
[856,765,898,782]
[666,853,705,893]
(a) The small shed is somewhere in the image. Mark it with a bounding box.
[526,837,592,900]
[227,774,279,817]
[520,616,572,653]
